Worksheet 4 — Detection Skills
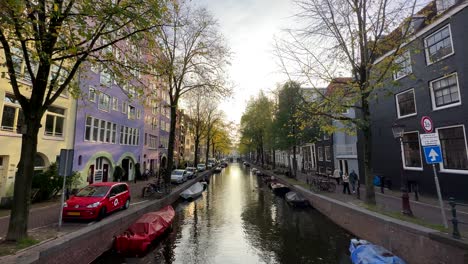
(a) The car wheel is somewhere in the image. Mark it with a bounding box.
[97,207,107,220]
[123,199,130,210]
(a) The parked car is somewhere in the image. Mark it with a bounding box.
[185,167,197,179]
[171,169,188,184]
[207,162,214,169]
[197,163,206,172]
[62,182,130,221]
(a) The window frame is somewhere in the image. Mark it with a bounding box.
[112,97,118,111]
[325,146,331,161]
[89,86,97,102]
[44,106,66,138]
[393,51,413,80]
[98,93,111,112]
[395,88,417,119]
[400,131,423,171]
[317,147,323,161]
[424,24,454,65]
[436,125,468,174]
[429,73,461,111]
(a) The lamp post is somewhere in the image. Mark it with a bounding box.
[392,123,413,216]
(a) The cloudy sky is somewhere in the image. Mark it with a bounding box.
[197,0,296,124]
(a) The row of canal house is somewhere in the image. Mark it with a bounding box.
[276,0,468,200]
[0,40,178,202]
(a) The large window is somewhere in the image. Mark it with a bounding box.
[437,126,468,172]
[112,97,118,111]
[317,147,323,161]
[401,132,422,169]
[430,73,460,110]
[149,135,157,149]
[45,106,65,137]
[393,51,412,80]
[396,89,417,118]
[425,24,454,64]
[98,93,110,111]
[119,125,139,146]
[1,93,23,133]
[128,105,136,119]
[84,116,117,143]
[325,146,331,161]
[88,87,97,102]
[100,70,112,87]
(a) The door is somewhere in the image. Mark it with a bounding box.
[122,159,129,181]
[107,186,120,212]
[88,165,95,184]
[103,164,109,182]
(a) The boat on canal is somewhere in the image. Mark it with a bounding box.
[180,182,204,200]
[349,239,406,264]
[114,205,175,255]
[285,191,309,207]
[270,183,290,196]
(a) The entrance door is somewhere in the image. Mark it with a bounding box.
[103,164,109,182]
[122,159,129,181]
[88,165,94,184]
[339,160,349,175]
[94,157,110,183]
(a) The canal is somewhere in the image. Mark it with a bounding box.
[94,163,353,264]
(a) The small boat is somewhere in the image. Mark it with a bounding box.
[349,239,406,264]
[271,183,290,196]
[180,182,204,200]
[115,205,175,255]
[200,181,208,190]
[213,166,222,173]
[285,191,309,207]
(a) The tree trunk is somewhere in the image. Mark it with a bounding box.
[205,135,210,166]
[7,116,41,241]
[194,136,200,166]
[292,145,297,178]
[166,104,178,190]
[362,100,376,205]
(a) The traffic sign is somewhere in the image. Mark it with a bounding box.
[423,146,443,164]
[421,116,434,133]
[420,133,440,146]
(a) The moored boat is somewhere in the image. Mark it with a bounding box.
[271,183,290,196]
[114,205,175,255]
[349,239,406,264]
[180,182,204,200]
[285,191,309,207]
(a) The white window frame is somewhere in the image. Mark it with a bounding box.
[424,24,454,65]
[44,106,65,138]
[429,73,461,111]
[88,86,97,102]
[317,147,323,161]
[128,105,136,120]
[393,51,412,80]
[1,94,23,133]
[122,101,128,114]
[325,146,331,161]
[400,131,423,171]
[100,70,112,87]
[98,93,110,112]
[436,125,468,174]
[112,97,118,111]
[395,88,417,119]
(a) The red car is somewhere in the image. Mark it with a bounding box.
[62,182,131,220]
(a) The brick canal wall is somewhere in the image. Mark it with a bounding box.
[2,171,211,264]
[270,173,468,264]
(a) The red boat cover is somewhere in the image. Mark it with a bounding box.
[115,205,175,255]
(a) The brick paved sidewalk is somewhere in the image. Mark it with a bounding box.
[262,167,468,237]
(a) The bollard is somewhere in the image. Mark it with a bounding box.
[449,197,461,239]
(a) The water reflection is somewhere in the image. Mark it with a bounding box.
[94,163,352,264]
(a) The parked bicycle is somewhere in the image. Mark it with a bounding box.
[310,176,336,193]
[141,169,155,181]
[141,178,165,198]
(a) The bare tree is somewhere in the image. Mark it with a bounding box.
[185,89,208,166]
[204,103,222,165]
[154,0,231,186]
[275,0,420,204]
[0,0,165,241]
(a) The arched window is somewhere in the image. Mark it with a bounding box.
[33,153,47,175]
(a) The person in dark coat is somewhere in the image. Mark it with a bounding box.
[349,170,359,193]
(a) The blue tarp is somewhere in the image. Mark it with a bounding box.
[373,176,381,187]
[350,239,406,264]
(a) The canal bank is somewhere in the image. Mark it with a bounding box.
[256,165,468,264]
[0,171,212,264]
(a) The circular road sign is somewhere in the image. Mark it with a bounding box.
[421,116,434,133]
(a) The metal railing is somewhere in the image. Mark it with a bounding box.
[449,197,468,239]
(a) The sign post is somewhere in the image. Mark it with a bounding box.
[58,149,74,230]
[420,117,447,228]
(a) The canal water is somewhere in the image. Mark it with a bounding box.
[94,163,353,264]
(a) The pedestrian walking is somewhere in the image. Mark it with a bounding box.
[349,170,358,193]
[333,169,341,185]
[342,173,351,195]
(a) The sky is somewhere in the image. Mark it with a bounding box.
[197,0,295,125]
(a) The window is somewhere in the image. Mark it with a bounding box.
[1,93,24,133]
[323,134,329,140]
[318,166,325,175]
[393,51,412,80]
[98,93,110,111]
[325,146,331,161]
[89,87,97,102]
[436,0,456,14]
[425,25,454,64]
[136,109,141,119]
[44,106,65,137]
[317,147,323,161]
[100,70,112,87]
[84,116,117,143]
[396,89,417,118]
[122,102,128,114]
[149,135,158,149]
[152,100,158,115]
[119,125,139,146]
[128,105,136,119]
[151,117,157,130]
[401,132,422,169]
[430,73,460,110]
[437,126,468,172]
[112,97,118,111]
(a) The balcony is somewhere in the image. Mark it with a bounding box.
[335,144,357,157]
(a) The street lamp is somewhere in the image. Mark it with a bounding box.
[391,123,413,216]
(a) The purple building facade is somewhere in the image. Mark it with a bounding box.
[73,63,145,184]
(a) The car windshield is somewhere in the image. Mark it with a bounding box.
[173,170,184,175]
[187,168,195,172]
[197,164,204,167]
[76,186,110,197]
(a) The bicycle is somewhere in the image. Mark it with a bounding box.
[141,177,165,198]
[310,175,336,193]
[142,169,155,181]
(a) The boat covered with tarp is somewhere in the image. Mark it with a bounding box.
[270,183,290,196]
[180,182,204,200]
[115,205,175,255]
[285,191,308,207]
[349,239,406,264]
